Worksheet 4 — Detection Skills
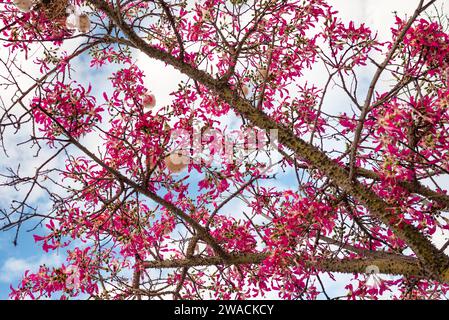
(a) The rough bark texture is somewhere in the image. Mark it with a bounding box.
[143,252,435,281]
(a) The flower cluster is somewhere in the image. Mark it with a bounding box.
[31,82,103,144]
[399,18,449,78]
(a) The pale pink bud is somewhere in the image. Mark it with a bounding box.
[142,92,156,110]
[13,0,33,12]
[78,14,91,33]
[165,151,189,173]
[66,14,79,31]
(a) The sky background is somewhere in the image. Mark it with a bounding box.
[0,0,448,299]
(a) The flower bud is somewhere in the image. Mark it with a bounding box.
[78,14,91,33]
[66,14,79,31]
[142,92,156,110]
[241,84,250,97]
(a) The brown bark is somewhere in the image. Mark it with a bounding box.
[143,251,443,282]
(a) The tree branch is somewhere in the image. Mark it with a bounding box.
[142,251,446,282]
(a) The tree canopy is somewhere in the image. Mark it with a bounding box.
[1,0,449,300]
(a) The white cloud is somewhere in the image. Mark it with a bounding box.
[328,0,421,42]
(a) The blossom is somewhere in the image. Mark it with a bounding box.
[13,0,33,12]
